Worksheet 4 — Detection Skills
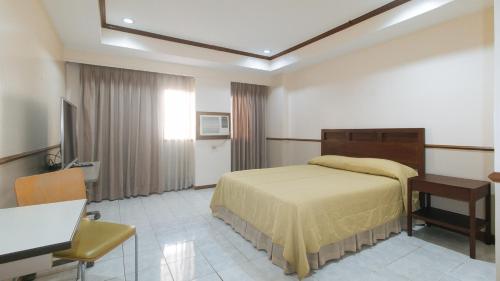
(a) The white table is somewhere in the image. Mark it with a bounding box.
[0,199,86,279]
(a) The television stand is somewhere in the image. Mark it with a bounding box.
[70,161,100,184]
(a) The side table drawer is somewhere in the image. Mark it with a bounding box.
[411,181,470,201]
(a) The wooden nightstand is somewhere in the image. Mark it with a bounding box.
[407,174,492,259]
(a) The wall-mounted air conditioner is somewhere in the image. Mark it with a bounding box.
[196,112,231,140]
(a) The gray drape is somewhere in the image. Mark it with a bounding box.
[79,64,194,201]
[231,82,268,171]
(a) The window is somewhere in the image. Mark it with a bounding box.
[162,89,195,140]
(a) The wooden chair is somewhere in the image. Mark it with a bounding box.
[14,169,138,281]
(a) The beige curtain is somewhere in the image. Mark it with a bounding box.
[79,64,195,200]
[231,82,268,171]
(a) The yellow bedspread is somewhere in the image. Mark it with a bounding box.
[210,156,417,278]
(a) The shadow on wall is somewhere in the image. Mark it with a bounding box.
[284,9,493,91]
[0,95,50,207]
[0,94,49,156]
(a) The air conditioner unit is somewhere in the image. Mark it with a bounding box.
[197,112,231,139]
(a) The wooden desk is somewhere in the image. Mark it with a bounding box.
[407,174,492,258]
[0,199,86,279]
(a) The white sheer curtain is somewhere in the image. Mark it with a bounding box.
[159,75,195,191]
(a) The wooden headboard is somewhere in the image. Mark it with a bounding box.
[321,128,425,175]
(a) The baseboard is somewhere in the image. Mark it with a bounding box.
[478,232,495,245]
[193,184,216,190]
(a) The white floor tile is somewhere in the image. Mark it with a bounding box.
[125,264,174,281]
[123,232,161,257]
[156,229,193,247]
[368,268,409,281]
[124,250,167,274]
[385,245,465,281]
[85,256,126,280]
[167,255,215,281]
[162,240,199,263]
[32,189,495,281]
[447,259,496,281]
[191,273,222,281]
[217,263,263,281]
[200,243,248,272]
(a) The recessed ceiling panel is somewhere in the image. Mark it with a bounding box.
[105,0,392,56]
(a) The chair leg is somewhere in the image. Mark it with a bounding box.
[80,262,86,281]
[135,233,139,281]
[76,261,81,280]
[134,232,139,281]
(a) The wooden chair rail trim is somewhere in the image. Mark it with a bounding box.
[266,137,494,152]
[425,144,494,152]
[266,137,322,142]
[0,144,60,165]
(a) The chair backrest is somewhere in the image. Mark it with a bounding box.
[15,168,87,206]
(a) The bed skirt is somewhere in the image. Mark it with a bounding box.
[212,206,402,275]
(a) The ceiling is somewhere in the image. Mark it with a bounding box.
[42,0,492,73]
[104,0,392,57]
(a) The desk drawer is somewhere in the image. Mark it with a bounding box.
[0,254,51,279]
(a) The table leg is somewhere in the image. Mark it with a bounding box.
[469,195,476,259]
[426,193,432,227]
[485,191,492,245]
[407,181,413,236]
[419,192,425,209]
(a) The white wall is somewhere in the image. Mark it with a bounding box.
[194,78,232,186]
[63,50,272,187]
[493,0,499,278]
[268,9,494,219]
[0,1,65,208]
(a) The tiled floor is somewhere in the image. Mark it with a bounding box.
[34,189,495,281]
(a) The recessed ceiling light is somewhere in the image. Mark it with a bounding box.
[263,49,271,54]
[123,18,134,24]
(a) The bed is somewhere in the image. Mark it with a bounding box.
[210,128,425,278]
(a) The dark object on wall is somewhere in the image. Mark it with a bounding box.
[61,98,78,168]
[46,150,62,171]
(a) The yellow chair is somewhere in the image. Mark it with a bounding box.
[14,168,138,281]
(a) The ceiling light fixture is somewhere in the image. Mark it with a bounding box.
[122,18,134,24]
[263,49,271,54]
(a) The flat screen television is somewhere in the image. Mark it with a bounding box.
[61,98,78,169]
